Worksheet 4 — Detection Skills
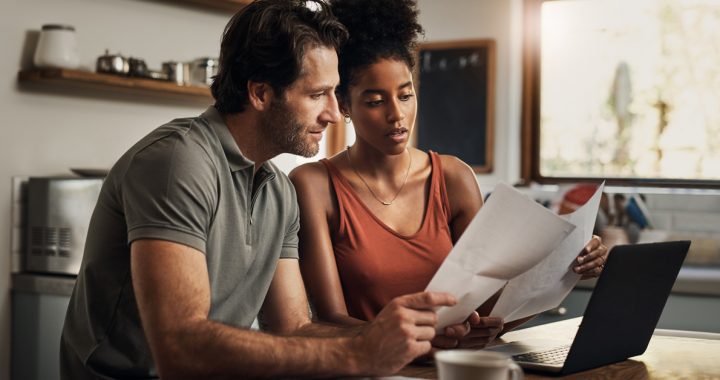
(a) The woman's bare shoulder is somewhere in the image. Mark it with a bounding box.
[438,154,476,182]
[289,161,329,186]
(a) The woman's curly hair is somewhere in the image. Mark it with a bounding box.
[330,0,423,99]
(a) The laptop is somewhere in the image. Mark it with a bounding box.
[485,240,690,375]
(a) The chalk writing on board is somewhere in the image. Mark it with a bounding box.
[421,51,484,73]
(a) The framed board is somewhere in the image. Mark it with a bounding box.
[415,39,495,173]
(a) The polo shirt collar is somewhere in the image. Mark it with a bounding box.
[201,106,254,172]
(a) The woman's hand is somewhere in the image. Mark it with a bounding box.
[431,312,504,349]
[574,235,609,279]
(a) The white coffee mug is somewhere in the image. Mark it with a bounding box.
[435,350,524,380]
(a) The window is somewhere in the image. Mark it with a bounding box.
[522,0,720,188]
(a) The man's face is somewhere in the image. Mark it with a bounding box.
[260,46,340,158]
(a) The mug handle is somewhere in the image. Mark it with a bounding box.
[508,361,524,380]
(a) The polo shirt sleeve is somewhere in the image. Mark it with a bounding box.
[280,184,300,260]
[122,133,217,254]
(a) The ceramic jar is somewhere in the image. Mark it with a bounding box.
[33,24,80,69]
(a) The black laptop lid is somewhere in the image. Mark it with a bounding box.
[562,240,690,374]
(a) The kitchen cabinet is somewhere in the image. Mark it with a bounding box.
[18,69,212,103]
[11,274,75,380]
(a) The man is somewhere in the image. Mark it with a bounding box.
[60,1,457,378]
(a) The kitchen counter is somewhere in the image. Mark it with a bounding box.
[576,266,720,296]
[11,272,76,296]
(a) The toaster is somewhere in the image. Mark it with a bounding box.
[25,177,103,275]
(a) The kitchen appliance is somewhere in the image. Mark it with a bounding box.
[25,177,103,275]
[33,24,80,69]
[188,57,218,86]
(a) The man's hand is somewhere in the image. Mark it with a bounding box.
[351,292,456,375]
[574,235,609,279]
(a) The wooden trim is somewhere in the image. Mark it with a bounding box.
[419,39,494,51]
[520,0,542,184]
[18,69,213,102]
[484,40,496,174]
[325,118,347,157]
[416,39,495,173]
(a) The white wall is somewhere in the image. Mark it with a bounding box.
[418,0,524,192]
[0,0,231,378]
[0,0,523,378]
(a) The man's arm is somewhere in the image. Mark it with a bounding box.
[131,239,455,378]
[258,258,362,337]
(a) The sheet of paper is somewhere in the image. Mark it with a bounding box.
[425,183,575,331]
[490,182,605,322]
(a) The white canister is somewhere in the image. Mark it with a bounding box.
[33,24,80,69]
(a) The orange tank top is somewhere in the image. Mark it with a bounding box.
[321,151,454,321]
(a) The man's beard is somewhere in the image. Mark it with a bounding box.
[259,99,320,158]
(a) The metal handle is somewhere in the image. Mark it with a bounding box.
[509,361,525,380]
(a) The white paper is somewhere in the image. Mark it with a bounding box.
[425,183,575,331]
[490,182,605,322]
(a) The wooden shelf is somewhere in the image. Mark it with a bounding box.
[18,68,213,102]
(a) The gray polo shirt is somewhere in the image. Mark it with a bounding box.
[60,106,299,379]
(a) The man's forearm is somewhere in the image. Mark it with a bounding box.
[291,320,365,337]
[155,319,365,379]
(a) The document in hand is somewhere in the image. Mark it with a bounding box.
[425,183,576,331]
[490,182,605,322]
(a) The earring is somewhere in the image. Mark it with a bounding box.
[343,113,351,124]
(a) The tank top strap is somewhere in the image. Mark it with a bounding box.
[428,151,452,224]
[319,158,354,237]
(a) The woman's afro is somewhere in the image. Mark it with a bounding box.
[330,0,423,96]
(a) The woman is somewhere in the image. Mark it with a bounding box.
[289,0,607,349]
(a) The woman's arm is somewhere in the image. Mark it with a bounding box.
[440,155,484,243]
[289,163,365,327]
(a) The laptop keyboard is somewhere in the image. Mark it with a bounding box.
[512,345,571,365]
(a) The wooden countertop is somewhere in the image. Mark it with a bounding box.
[398,317,720,379]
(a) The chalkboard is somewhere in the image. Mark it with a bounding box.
[416,40,495,173]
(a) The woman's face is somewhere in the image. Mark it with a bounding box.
[343,58,417,155]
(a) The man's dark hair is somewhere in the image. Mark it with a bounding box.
[211,0,348,114]
[330,0,423,100]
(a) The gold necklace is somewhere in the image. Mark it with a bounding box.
[346,146,412,206]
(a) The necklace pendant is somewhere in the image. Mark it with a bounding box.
[346,145,412,208]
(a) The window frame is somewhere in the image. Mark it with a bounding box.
[520,0,720,189]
